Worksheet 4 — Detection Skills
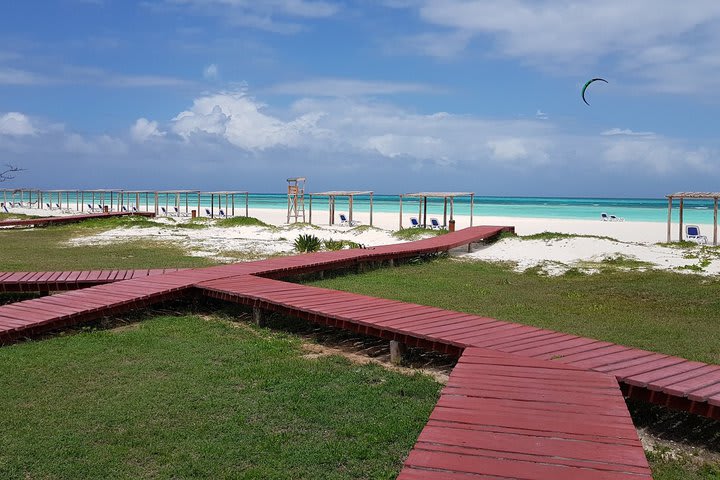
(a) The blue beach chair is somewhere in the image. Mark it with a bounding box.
[339,213,358,226]
[430,218,443,230]
[686,225,708,244]
[409,217,420,228]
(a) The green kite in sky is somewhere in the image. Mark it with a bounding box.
[582,78,608,106]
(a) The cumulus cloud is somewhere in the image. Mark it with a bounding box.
[171,91,326,150]
[203,63,219,80]
[130,118,166,142]
[0,112,37,136]
[601,128,655,137]
[602,137,716,174]
[64,133,127,156]
[1,91,718,194]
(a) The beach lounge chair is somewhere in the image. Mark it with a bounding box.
[609,215,624,222]
[219,209,227,218]
[409,217,420,228]
[600,213,609,221]
[161,207,168,216]
[205,208,212,217]
[173,207,189,217]
[339,213,358,226]
[132,206,138,213]
[430,218,443,230]
[121,206,128,212]
[2,204,9,214]
[686,225,708,244]
[45,203,53,210]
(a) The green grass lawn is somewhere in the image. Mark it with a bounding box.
[0,217,216,271]
[309,257,720,364]
[0,314,440,479]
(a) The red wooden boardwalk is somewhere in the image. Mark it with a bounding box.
[398,348,652,479]
[0,211,154,228]
[0,268,185,292]
[2,224,719,477]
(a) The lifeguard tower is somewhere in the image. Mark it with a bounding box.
[286,177,306,223]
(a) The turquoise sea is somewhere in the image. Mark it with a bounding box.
[3,191,717,224]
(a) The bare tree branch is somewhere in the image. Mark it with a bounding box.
[0,164,24,183]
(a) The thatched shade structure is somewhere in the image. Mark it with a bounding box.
[666,192,719,245]
[400,192,474,229]
[309,191,374,226]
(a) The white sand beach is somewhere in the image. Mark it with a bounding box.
[5,205,719,275]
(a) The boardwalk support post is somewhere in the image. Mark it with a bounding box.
[252,307,267,327]
[390,340,407,365]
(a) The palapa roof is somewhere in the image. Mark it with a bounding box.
[667,192,720,199]
[156,190,202,194]
[403,192,473,198]
[311,190,373,196]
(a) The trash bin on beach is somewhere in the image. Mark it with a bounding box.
[191,210,197,219]
[449,219,455,232]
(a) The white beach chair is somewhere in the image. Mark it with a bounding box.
[600,213,609,221]
[430,218,444,230]
[2,203,9,214]
[686,225,708,244]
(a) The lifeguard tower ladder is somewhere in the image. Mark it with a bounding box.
[286,177,306,223]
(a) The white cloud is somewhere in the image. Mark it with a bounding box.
[64,133,127,156]
[157,0,339,33]
[265,78,442,97]
[602,137,716,174]
[203,63,219,80]
[2,89,718,194]
[0,112,37,136]
[171,91,326,150]
[601,128,655,137]
[130,118,166,142]
[535,110,548,120]
[0,68,48,86]
[365,134,449,163]
[384,1,720,93]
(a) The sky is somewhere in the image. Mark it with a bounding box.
[1,0,719,196]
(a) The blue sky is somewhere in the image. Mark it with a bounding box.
[1,0,719,196]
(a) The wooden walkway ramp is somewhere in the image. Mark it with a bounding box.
[0,211,154,228]
[0,269,185,292]
[398,348,652,479]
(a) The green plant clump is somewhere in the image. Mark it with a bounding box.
[323,239,361,251]
[294,234,322,253]
[215,216,269,228]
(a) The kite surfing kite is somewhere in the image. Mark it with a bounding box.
[581,78,607,106]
